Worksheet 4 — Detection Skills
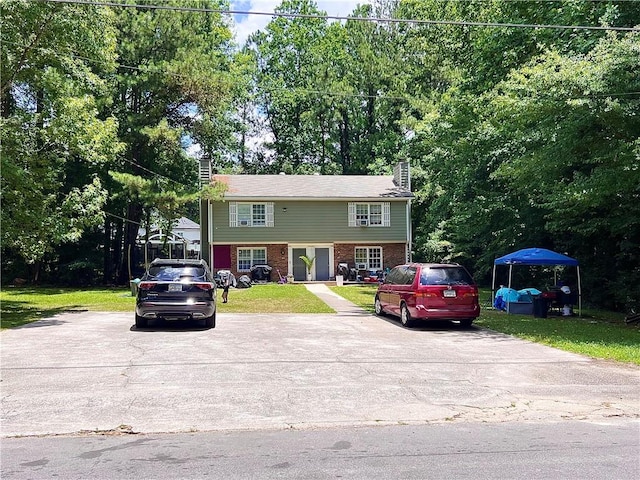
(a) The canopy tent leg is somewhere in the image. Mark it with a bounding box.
[491,264,497,306]
[577,266,582,317]
[508,265,513,289]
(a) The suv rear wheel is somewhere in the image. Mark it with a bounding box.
[135,314,148,329]
[204,312,216,329]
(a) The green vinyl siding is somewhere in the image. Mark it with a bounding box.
[211,200,408,244]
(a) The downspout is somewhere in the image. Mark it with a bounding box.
[407,198,412,263]
[406,162,412,262]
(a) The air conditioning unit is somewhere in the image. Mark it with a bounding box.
[356,263,367,270]
[239,219,250,226]
[358,219,369,227]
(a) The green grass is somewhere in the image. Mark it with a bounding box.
[218,283,334,314]
[331,285,377,313]
[1,287,135,329]
[0,283,333,329]
[476,308,640,364]
[330,284,640,365]
[3,284,638,366]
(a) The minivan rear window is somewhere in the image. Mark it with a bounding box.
[419,267,474,286]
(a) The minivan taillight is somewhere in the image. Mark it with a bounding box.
[416,292,438,298]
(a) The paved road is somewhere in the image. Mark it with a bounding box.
[1,286,638,437]
[2,421,638,479]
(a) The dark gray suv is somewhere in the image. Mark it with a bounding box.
[135,258,217,329]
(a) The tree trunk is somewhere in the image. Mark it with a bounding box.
[118,202,142,284]
[339,108,352,173]
[102,218,112,284]
[113,218,123,283]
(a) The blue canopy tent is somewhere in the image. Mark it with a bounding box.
[492,248,581,316]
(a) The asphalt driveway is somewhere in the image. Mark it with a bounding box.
[1,296,638,437]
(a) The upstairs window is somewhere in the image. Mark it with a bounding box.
[348,202,390,227]
[230,202,273,227]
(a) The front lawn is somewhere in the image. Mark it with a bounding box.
[218,283,334,314]
[1,287,135,329]
[0,283,333,329]
[331,284,640,365]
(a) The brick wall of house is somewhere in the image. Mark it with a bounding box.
[334,243,407,271]
[221,242,406,281]
[228,243,288,281]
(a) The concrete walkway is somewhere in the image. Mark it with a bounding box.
[304,283,371,316]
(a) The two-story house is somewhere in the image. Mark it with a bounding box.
[200,163,413,282]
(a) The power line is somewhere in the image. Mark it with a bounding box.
[105,211,141,225]
[42,0,640,32]
[122,158,194,189]
[6,39,638,104]
[1,38,412,101]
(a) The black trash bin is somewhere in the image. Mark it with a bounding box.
[533,296,548,318]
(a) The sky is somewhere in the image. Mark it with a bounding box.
[230,0,371,46]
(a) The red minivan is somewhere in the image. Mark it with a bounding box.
[374,263,480,328]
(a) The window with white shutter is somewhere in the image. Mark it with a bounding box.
[348,203,356,227]
[229,202,273,227]
[348,202,390,227]
[229,202,237,227]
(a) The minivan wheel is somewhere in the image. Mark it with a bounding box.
[460,318,473,328]
[374,296,384,316]
[400,304,414,328]
[135,314,148,329]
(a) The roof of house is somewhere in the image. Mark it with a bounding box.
[212,174,413,200]
[174,217,200,229]
[137,217,199,237]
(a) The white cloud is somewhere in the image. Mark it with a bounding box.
[231,0,370,46]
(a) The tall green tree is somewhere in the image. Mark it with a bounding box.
[489,32,640,308]
[105,0,238,282]
[248,0,330,173]
[1,0,122,282]
[401,0,640,309]
[248,0,411,175]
